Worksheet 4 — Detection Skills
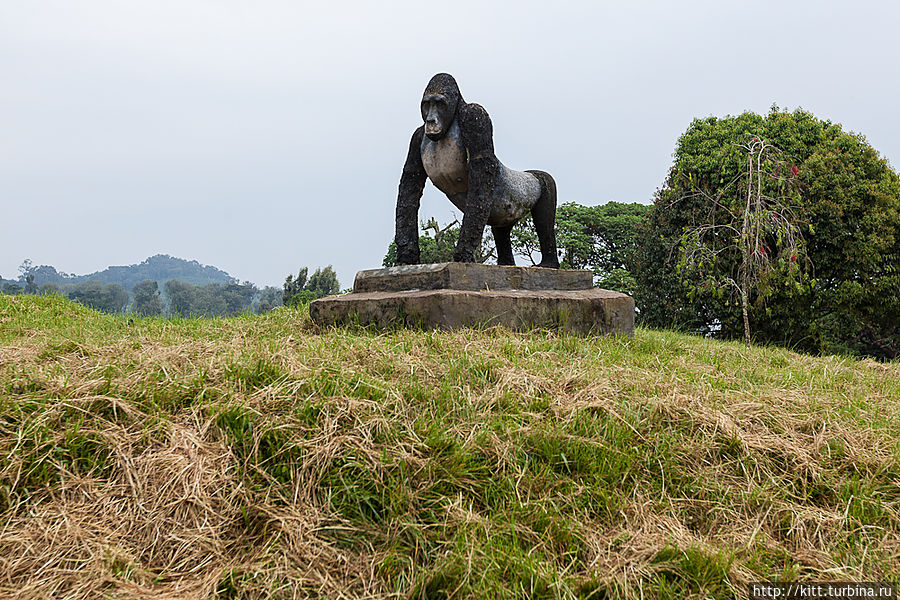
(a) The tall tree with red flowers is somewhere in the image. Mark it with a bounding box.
[676,137,806,345]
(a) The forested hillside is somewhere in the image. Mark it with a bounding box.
[5,254,234,289]
[0,256,339,318]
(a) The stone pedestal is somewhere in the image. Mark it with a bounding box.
[309,263,634,336]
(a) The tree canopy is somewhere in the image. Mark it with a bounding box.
[634,108,900,359]
[382,207,650,297]
[383,218,494,267]
[163,280,259,318]
[132,280,163,317]
[10,254,233,290]
[511,202,650,295]
[283,266,341,307]
[66,281,129,314]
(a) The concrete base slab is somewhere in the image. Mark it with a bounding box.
[354,262,593,293]
[309,287,634,336]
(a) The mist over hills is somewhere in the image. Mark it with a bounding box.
[5,254,237,291]
[2,255,339,318]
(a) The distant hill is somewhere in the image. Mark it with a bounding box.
[12,254,236,291]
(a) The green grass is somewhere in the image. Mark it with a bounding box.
[1,293,899,599]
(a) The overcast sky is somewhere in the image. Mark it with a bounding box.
[2,0,898,288]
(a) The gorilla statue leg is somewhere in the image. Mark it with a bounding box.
[526,170,559,268]
[492,225,515,266]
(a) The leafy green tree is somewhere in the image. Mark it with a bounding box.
[0,278,22,296]
[1,282,22,295]
[511,202,651,295]
[164,279,197,318]
[383,218,494,267]
[194,284,228,316]
[15,260,42,294]
[283,268,309,306]
[285,289,317,307]
[306,266,340,298]
[676,138,806,345]
[18,259,33,279]
[12,261,74,287]
[220,282,257,315]
[107,283,130,313]
[162,279,256,317]
[283,266,342,308]
[635,108,900,358]
[67,281,129,313]
[256,286,283,313]
[23,274,38,295]
[132,280,163,317]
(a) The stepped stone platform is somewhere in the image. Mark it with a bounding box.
[309,263,634,336]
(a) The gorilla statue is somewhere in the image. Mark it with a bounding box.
[394,73,559,268]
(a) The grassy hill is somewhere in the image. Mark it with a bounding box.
[1,294,898,599]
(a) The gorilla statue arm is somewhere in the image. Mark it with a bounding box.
[395,125,428,265]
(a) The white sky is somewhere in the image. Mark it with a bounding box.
[2,0,898,288]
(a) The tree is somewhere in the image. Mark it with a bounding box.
[306,266,340,298]
[511,202,651,295]
[23,274,38,295]
[1,282,22,295]
[193,284,228,316]
[676,138,806,345]
[16,260,40,294]
[383,218,495,267]
[283,266,341,308]
[283,268,309,306]
[220,282,257,315]
[106,283,130,314]
[256,286,283,313]
[132,280,163,317]
[67,281,129,313]
[635,108,900,358]
[164,279,197,318]
[12,262,73,288]
[161,279,257,317]
[18,259,33,279]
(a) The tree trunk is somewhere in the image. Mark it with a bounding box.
[741,288,750,346]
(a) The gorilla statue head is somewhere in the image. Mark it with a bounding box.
[421,73,464,141]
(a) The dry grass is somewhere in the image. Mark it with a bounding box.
[1,293,899,599]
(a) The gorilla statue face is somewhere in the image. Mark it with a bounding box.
[421,73,462,141]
